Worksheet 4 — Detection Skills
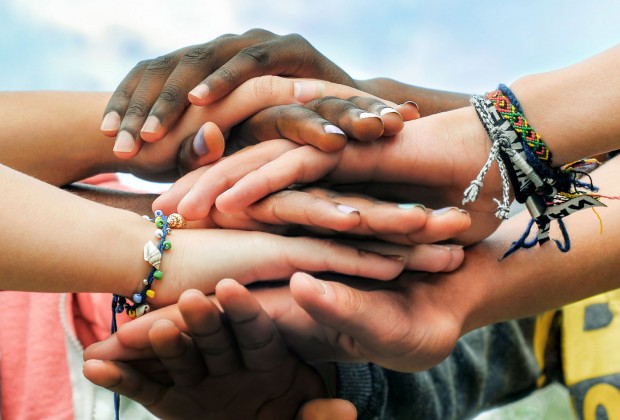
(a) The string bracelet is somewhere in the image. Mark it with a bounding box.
[464,89,605,259]
[110,210,185,419]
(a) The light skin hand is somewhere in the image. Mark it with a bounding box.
[159,106,497,244]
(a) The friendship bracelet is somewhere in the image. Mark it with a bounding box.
[110,210,185,420]
[464,92,605,259]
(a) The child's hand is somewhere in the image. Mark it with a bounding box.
[100,29,360,145]
[148,227,464,308]
[84,281,332,420]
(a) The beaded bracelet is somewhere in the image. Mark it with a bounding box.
[464,89,605,259]
[110,210,185,420]
[111,210,186,332]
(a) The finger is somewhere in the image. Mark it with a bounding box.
[176,122,227,174]
[234,104,349,152]
[215,279,289,372]
[140,45,220,142]
[177,289,240,376]
[188,28,278,105]
[341,240,463,273]
[396,101,421,121]
[289,273,404,359]
[101,60,149,136]
[152,166,208,215]
[176,140,300,220]
[83,359,167,409]
[345,95,403,137]
[295,399,357,420]
[84,304,187,362]
[214,145,340,214]
[191,31,356,106]
[381,206,471,244]
[148,319,207,387]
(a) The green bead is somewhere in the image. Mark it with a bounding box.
[155,218,164,228]
[153,270,163,280]
[163,240,171,250]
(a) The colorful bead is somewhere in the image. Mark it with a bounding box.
[155,217,164,228]
[163,240,171,250]
[153,270,163,280]
[154,210,164,217]
[146,289,155,299]
[133,293,143,303]
[128,309,136,318]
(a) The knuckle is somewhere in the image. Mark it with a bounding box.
[125,100,149,118]
[244,28,274,40]
[182,45,214,63]
[283,32,309,47]
[251,75,278,99]
[216,65,238,83]
[158,85,181,104]
[146,54,176,74]
[238,45,271,66]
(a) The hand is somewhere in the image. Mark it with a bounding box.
[100,29,359,145]
[112,76,415,182]
[148,226,465,308]
[84,281,331,420]
[157,105,501,244]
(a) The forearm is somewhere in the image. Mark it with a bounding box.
[355,78,470,116]
[2,163,152,295]
[0,91,118,185]
[510,44,620,166]
[458,156,620,333]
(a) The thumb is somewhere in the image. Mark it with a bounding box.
[295,398,357,420]
[289,273,383,348]
[177,121,226,173]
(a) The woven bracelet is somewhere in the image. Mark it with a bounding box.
[464,92,605,259]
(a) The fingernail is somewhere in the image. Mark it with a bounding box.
[398,203,426,210]
[384,254,405,262]
[113,130,135,153]
[301,273,327,296]
[100,112,120,132]
[141,115,161,134]
[431,207,460,216]
[359,112,381,120]
[189,83,209,99]
[400,101,419,111]
[192,126,209,156]
[293,81,325,103]
[337,204,358,214]
[324,124,346,136]
[379,107,399,116]
[430,244,464,251]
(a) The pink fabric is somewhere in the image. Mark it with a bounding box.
[0,292,74,419]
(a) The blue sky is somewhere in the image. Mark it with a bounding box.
[2,1,619,94]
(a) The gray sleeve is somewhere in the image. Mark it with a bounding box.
[336,318,540,419]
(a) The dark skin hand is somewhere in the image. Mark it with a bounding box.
[84,281,331,420]
[101,28,466,154]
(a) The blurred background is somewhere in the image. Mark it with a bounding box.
[2,0,619,94]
